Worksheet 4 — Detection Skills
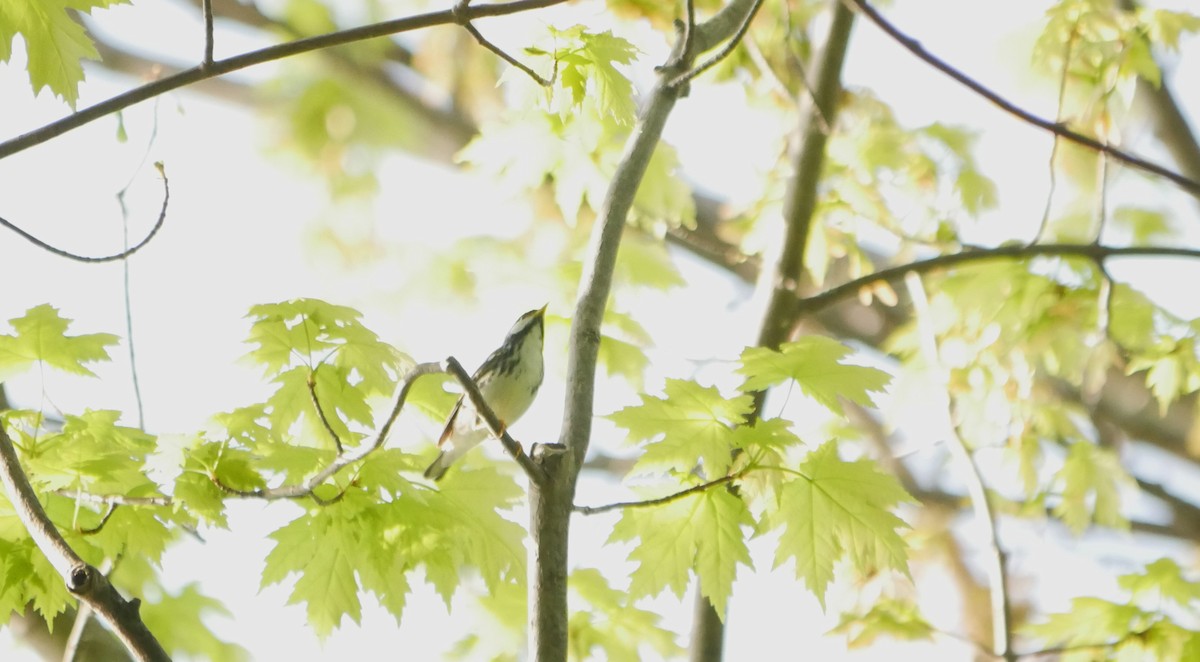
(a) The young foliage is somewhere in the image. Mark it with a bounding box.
[768,443,915,609]
[831,598,934,648]
[0,0,127,107]
[608,487,754,618]
[0,304,119,380]
[607,378,752,478]
[739,336,892,415]
[567,568,683,661]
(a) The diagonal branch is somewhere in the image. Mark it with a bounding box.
[0,0,569,160]
[843,0,1200,198]
[0,419,170,661]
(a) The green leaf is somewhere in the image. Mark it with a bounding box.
[693,489,754,615]
[770,443,914,609]
[831,598,934,648]
[608,494,697,601]
[546,26,639,126]
[1052,442,1130,534]
[263,508,362,638]
[1118,558,1200,608]
[739,337,892,415]
[608,488,753,617]
[0,304,119,380]
[608,378,752,477]
[568,568,682,661]
[1024,597,1148,649]
[141,584,250,662]
[0,0,127,108]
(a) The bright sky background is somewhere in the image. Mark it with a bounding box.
[2,0,1200,660]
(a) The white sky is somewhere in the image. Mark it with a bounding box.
[2,0,1200,660]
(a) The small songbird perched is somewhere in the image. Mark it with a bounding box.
[423,305,547,481]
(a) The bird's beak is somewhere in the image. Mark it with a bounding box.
[537,304,548,317]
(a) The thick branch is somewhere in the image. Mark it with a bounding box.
[0,420,170,661]
[0,0,568,159]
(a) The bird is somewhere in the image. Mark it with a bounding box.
[423,305,547,481]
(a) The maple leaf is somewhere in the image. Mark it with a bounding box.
[739,337,892,415]
[0,304,118,380]
[770,443,914,609]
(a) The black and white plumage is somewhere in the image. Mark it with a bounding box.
[423,306,547,481]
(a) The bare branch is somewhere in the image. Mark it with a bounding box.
[798,242,1200,317]
[573,470,744,515]
[0,418,170,661]
[0,0,569,160]
[0,164,170,263]
[454,0,553,86]
[201,0,215,67]
[307,369,345,454]
[669,0,765,89]
[442,356,546,486]
[843,0,1200,197]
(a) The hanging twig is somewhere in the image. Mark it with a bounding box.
[1,164,170,263]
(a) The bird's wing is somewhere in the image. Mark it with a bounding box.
[437,396,466,447]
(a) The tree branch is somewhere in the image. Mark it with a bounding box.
[0,0,569,160]
[797,242,1200,316]
[0,163,169,263]
[842,0,1200,198]
[573,470,745,515]
[0,419,170,661]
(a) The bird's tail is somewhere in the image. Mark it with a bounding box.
[423,450,453,481]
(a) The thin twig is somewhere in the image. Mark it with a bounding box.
[307,369,344,454]
[906,272,1013,661]
[843,0,1200,197]
[115,104,161,430]
[442,356,545,486]
[1033,19,1077,244]
[0,0,569,159]
[201,0,215,67]
[61,601,94,662]
[669,0,765,89]
[1,164,170,263]
[797,242,1200,316]
[573,470,745,515]
[78,504,118,536]
[453,0,553,87]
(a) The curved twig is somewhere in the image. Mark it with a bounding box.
[669,0,765,89]
[0,164,170,263]
[573,469,746,515]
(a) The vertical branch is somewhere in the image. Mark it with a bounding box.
[201,0,215,67]
[906,273,1014,661]
[534,2,763,660]
[689,3,856,660]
